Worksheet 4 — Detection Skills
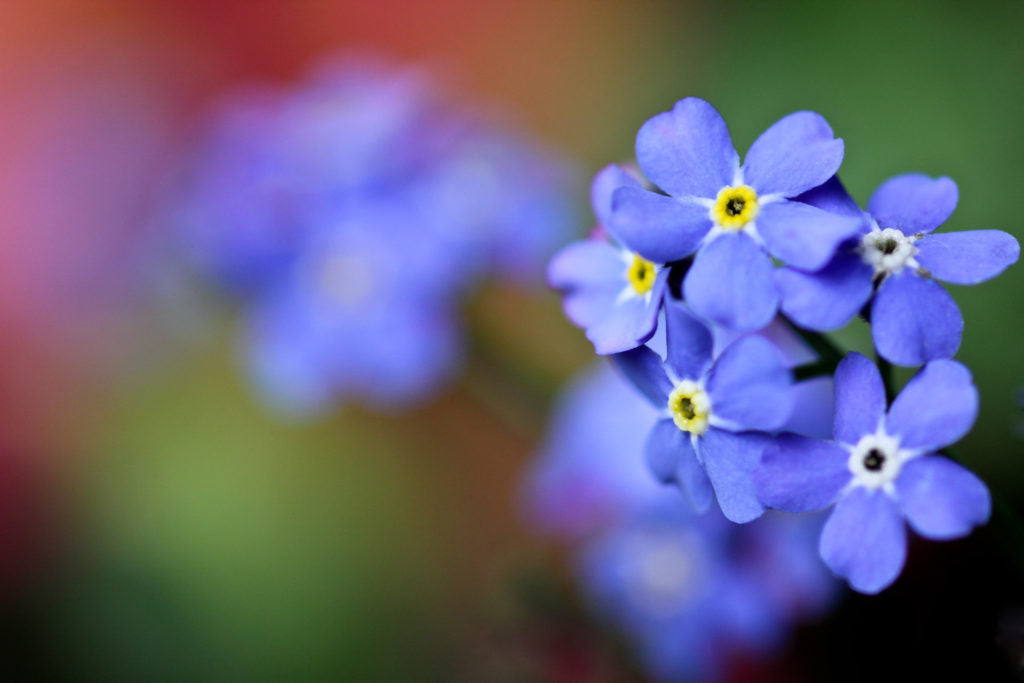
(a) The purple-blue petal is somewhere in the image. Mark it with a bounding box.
[871,272,963,366]
[757,200,865,271]
[635,97,739,199]
[684,232,778,332]
[785,376,835,439]
[742,111,844,198]
[819,487,907,594]
[866,174,958,234]
[885,359,977,452]
[793,175,864,219]
[895,455,991,540]
[664,299,714,381]
[645,417,685,483]
[612,346,672,407]
[833,352,887,445]
[586,270,668,354]
[915,230,1020,285]
[775,251,873,331]
[755,434,850,513]
[705,335,792,432]
[645,419,714,512]
[610,186,711,262]
[547,239,624,328]
[698,428,766,523]
[590,163,641,228]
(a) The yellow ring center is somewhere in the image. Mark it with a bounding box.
[711,185,759,230]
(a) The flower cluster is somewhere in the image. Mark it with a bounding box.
[161,57,576,415]
[549,97,1018,594]
[523,363,838,681]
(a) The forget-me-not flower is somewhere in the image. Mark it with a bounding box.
[548,164,669,354]
[610,97,863,331]
[614,300,794,522]
[755,352,991,593]
[777,174,1020,365]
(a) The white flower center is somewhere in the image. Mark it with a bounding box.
[859,227,920,277]
[847,429,912,493]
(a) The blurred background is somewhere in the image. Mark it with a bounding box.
[2,0,1024,680]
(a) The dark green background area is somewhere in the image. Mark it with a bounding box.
[14,1,1024,680]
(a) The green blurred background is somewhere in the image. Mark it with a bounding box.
[2,1,1023,680]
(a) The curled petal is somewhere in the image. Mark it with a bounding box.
[590,163,641,228]
[757,200,865,271]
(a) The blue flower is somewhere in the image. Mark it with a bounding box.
[580,501,837,682]
[755,352,991,594]
[521,362,664,536]
[243,200,460,416]
[548,164,669,354]
[163,56,578,413]
[777,174,1020,365]
[609,98,863,331]
[614,300,794,522]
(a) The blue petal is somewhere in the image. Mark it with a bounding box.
[885,359,977,452]
[757,200,865,271]
[684,232,778,332]
[610,186,711,262]
[611,346,672,407]
[590,163,641,228]
[645,419,714,512]
[586,270,668,354]
[743,111,844,198]
[915,230,1020,285]
[819,487,906,594]
[866,174,958,234]
[794,175,864,218]
[664,299,713,381]
[697,428,766,523]
[895,456,991,540]
[776,252,873,331]
[635,97,739,200]
[871,272,963,366]
[755,434,850,512]
[705,335,792,431]
[547,240,624,328]
[785,376,835,439]
[833,352,887,445]
[644,417,684,482]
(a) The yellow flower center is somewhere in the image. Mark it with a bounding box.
[626,253,657,295]
[668,381,711,435]
[711,185,759,230]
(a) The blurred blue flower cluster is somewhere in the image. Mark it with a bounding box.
[549,97,1018,596]
[164,57,577,415]
[524,363,838,681]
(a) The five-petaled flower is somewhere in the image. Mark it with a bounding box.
[777,174,1020,365]
[609,97,863,331]
[548,164,670,354]
[754,352,991,593]
[614,300,794,522]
